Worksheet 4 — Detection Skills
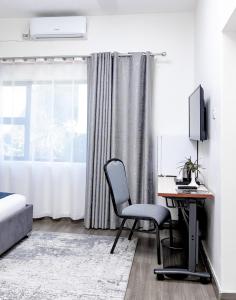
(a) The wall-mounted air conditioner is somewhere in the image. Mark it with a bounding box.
[29,16,87,40]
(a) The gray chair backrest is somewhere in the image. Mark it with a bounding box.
[104,159,130,213]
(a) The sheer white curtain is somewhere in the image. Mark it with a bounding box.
[0,60,87,219]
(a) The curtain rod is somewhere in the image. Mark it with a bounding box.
[0,52,167,63]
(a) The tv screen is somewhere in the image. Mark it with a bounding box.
[189,85,207,141]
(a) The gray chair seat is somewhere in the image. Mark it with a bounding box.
[122,204,170,225]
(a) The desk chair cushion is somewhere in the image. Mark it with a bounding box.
[121,204,170,226]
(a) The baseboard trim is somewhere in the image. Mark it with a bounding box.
[200,242,219,298]
[201,242,236,300]
[219,293,236,300]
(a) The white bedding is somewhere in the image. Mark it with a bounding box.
[0,194,26,222]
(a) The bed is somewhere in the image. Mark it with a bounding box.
[0,193,33,255]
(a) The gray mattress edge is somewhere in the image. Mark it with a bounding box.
[0,204,33,255]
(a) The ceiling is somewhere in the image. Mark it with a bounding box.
[0,0,196,18]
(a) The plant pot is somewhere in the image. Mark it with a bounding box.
[188,171,198,187]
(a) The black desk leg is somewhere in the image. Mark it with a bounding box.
[154,199,211,281]
[188,201,197,272]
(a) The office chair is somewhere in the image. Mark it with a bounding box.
[104,158,173,265]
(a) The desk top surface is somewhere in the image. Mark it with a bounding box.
[157,176,214,200]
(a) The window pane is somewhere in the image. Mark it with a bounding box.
[54,83,73,123]
[73,83,87,162]
[31,82,76,161]
[0,86,27,118]
[30,83,53,161]
[0,124,25,158]
[77,83,87,135]
[53,83,74,161]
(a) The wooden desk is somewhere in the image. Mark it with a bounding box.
[158,176,214,200]
[154,176,214,282]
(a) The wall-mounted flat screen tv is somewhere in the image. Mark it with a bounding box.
[189,85,207,141]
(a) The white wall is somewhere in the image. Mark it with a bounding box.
[195,0,236,294]
[0,13,194,139]
[195,0,222,287]
[221,30,236,292]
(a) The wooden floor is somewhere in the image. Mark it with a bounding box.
[33,218,217,300]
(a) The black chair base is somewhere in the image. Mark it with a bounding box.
[110,217,173,266]
[128,219,137,240]
[110,218,126,254]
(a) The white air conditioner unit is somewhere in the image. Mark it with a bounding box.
[29,16,87,39]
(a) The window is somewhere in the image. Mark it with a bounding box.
[0,81,87,162]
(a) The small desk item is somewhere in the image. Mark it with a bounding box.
[177,186,197,190]
[175,178,191,185]
[154,176,214,282]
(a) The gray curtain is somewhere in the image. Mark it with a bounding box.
[84,53,113,229]
[85,52,154,229]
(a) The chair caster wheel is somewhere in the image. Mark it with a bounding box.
[156,274,165,281]
[200,277,210,284]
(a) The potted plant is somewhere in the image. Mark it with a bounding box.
[179,157,202,187]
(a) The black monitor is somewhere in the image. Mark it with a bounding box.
[189,85,207,141]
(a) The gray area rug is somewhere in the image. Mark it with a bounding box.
[0,231,137,300]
